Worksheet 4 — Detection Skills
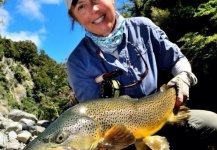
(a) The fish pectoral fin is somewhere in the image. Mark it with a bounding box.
[98,124,135,149]
[168,105,190,125]
[143,135,169,150]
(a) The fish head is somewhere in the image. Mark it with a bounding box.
[24,110,102,150]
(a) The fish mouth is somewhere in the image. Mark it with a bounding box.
[92,15,105,24]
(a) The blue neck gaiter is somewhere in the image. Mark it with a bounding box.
[85,11,125,54]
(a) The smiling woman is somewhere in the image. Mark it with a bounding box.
[69,0,116,37]
[63,0,217,149]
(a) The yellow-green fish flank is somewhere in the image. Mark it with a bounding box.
[24,84,190,150]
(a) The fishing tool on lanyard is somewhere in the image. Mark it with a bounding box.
[100,69,123,98]
[99,41,149,98]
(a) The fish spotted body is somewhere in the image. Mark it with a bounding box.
[24,84,190,150]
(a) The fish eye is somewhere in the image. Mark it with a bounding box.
[55,132,68,144]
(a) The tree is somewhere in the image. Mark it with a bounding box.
[0,0,6,6]
[14,41,38,67]
[119,0,217,113]
[0,0,6,26]
[0,37,76,120]
[177,0,217,111]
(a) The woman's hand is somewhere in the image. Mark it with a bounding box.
[167,72,197,106]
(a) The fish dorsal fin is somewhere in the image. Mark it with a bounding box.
[119,95,138,101]
[98,124,135,149]
[160,84,169,92]
[119,95,132,99]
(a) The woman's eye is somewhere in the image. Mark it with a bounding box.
[78,4,85,10]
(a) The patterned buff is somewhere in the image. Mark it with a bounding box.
[85,12,125,53]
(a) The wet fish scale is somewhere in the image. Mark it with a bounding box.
[24,84,190,150]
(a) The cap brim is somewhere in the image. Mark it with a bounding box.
[65,0,72,9]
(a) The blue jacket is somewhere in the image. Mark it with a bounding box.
[67,17,185,102]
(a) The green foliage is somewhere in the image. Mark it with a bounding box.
[6,93,20,110]
[0,46,4,60]
[10,64,28,83]
[14,40,38,66]
[118,0,153,17]
[0,36,77,120]
[118,0,211,41]
[0,70,6,82]
[0,64,8,89]
[20,97,39,117]
[195,0,217,24]
[1,38,20,59]
[0,84,7,101]
[38,97,59,120]
[179,33,217,64]
[118,0,217,112]
[150,7,170,26]
[117,3,132,18]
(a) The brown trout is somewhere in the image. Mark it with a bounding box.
[23,84,190,150]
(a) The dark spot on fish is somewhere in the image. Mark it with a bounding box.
[42,137,49,143]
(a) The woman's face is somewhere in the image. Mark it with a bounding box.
[71,0,116,37]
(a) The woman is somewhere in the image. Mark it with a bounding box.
[65,0,217,149]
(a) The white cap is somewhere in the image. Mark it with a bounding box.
[65,0,72,9]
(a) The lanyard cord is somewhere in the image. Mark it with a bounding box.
[121,41,149,88]
[97,50,111,73]
[98,41,149,88]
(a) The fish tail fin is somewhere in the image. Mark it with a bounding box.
[140,135,169,150]
[168,105,190,125]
